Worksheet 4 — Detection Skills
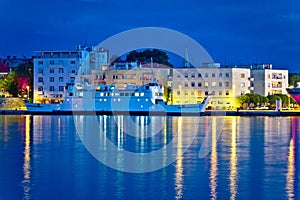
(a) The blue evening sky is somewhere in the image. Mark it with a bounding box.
[0,0,299,71]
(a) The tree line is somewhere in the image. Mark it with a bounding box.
[237,93,296,108]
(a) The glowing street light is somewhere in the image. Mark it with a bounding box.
[26,86,29,100]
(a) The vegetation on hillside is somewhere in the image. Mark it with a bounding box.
[125,49,173,67]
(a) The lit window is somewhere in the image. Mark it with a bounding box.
[212,82,216,87]
[204,82,209,87]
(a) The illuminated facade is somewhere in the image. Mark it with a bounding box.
[33,45,109,103]
[251,68,289,96]
[227,64,289,96]
[171,67,251,110]
[91,62,171,90]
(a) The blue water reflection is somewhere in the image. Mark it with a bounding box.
[0,116,299,199]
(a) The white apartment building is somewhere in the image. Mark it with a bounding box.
[171,67,251,110]
[33,45,109,103]
[229,64,289,96]
[251,68,288,96]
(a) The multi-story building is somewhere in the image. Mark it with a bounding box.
[251,65,288,96]
[227,64,289,96]
[33,45,109,103]
[171,66,251,110]
[91,62,172,88]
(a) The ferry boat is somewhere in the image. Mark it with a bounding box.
[286,87,300,105]
[26,82,210,115]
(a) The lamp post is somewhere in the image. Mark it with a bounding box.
[26,86,29,101]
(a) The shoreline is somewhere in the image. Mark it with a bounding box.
[1,110,300,116]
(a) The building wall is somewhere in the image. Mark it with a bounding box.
[252,69,288,96]
[91,68,170,90]
[33,46,109,103]
[171,67,251,109]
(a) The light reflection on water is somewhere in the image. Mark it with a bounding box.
[0,115,298,199]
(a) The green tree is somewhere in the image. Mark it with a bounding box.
[288,73,300,87]
[237,94,250,105]
[126,49,173,67]
[3,71,18,97]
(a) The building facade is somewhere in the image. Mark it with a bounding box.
[251,69,288,96]
[171,67,251,110]
[33,46,109,103]
[227,64,289,96]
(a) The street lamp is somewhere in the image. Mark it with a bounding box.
[26,86,29,100]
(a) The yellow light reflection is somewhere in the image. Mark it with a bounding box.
[229,117,238,200]
[23,115,31,199]
[210,117,218,200]
[286,138,295,200]
[175,117,183,200]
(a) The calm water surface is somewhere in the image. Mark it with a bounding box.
[0,115,299,200]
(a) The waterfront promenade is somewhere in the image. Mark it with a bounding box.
[2,109,300,116]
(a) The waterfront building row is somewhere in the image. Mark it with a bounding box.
[32,46,289,110]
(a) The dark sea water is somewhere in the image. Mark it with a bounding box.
[0,115,299,200]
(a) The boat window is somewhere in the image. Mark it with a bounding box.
[140,92,144,96]
[114,93,120,96]
[120,93,124,96]
[135,93,139,96]
[125,93,129,96]
[111,93,114,96]
[100,92,104,96]
[155,92,163,96]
